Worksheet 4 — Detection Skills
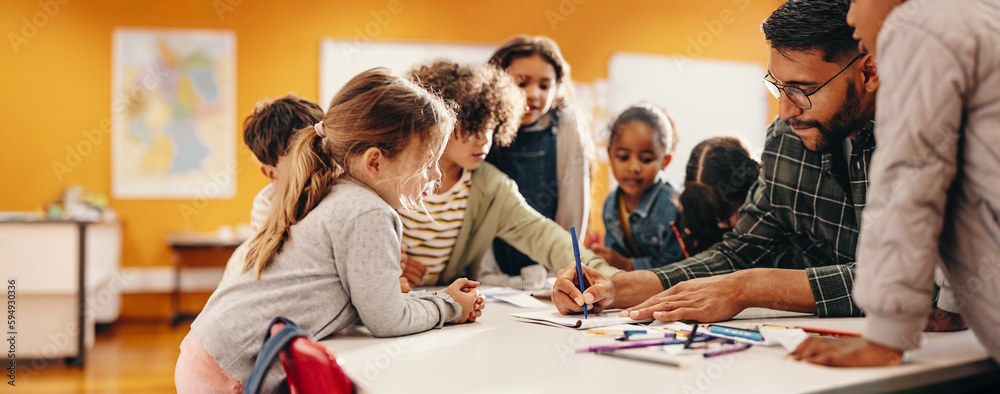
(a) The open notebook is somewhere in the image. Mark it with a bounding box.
[509,310,653,329]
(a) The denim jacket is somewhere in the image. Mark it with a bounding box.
[602,176,685,270]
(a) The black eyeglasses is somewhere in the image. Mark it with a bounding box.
[763,53,867,110]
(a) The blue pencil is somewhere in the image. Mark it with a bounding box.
[708,325,764,341]
[570,226,588,319]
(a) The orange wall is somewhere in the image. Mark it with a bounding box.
[0,0,781,269]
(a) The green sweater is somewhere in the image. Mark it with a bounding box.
[437,162,621,284]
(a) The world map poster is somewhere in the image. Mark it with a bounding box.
[112,28,236,199]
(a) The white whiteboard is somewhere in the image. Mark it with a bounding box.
[319,40,496,109]
[608,52,770,188]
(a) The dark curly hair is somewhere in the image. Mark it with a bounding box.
[761,0,859,63]
[408,60,525,146]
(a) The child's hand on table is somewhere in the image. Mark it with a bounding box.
[399,244,427,287]
[924,308,967,332]
[589,245,634,271]
[790,337,904,367]
[462,280,486,323]
[444,278,486,323]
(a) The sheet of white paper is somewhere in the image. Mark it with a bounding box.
[493,293,548,308]
[731,307,815,320]
[584,324,653,334]
[527,277,557,297]
[509,310,653,329]
[480,287,549,308]
[529,288,553,298]
[480,287,517,295]
[759,327,809,352]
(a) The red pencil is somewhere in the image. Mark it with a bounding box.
[670,222,690,259]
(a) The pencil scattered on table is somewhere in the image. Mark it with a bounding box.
[596,350,688,369]
[704,343,751,358]
[683,323,700,349]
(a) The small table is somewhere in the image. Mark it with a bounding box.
[166,232,245,326]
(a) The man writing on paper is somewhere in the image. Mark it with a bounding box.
[555,0,882,322]
[791,0,1000,366]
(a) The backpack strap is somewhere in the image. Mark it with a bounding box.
[243,317,308,394]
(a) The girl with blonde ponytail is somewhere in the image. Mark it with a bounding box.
[177,68,486,394]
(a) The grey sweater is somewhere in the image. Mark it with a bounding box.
[191,177,462,392]
[855,0,1000,361]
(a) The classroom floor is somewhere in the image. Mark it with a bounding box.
[15,321,187,393]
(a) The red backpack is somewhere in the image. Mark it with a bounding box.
[243,317,357,394]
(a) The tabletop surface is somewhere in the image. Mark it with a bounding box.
[321,289,996,394]
[166,232,246,248]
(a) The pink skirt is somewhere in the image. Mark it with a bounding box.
[175,333,244,393]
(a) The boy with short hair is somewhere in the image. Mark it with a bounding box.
[217,94,323,287]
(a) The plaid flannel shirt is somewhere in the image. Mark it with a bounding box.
[652,118,875,317]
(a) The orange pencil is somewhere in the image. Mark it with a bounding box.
[794,326,862,338]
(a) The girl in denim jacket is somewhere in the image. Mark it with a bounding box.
[591,104,683,271]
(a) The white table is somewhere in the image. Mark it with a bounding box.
[321,293,998,393]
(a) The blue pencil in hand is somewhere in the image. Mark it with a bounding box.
[570,226,588,319]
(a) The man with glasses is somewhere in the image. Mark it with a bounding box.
[553,0,884,322]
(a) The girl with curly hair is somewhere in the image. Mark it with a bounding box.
[399,60,618,290]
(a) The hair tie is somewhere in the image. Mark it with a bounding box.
[314,121,326,138]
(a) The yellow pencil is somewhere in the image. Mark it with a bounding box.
[587,329,628,335]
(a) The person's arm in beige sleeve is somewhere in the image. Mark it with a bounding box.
[491,174,622,278]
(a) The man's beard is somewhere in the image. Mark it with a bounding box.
[789,83,865,153]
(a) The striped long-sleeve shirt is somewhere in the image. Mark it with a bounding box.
[651,118,875,317]
[399,170,472,284]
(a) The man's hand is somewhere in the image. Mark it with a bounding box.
[924,308,967,332]
[400,244,427,287]
[552,263,616,315]
[399,277,412,293]
[790,337,904,367]
[618,273,749,323]
[589,245,634,271]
